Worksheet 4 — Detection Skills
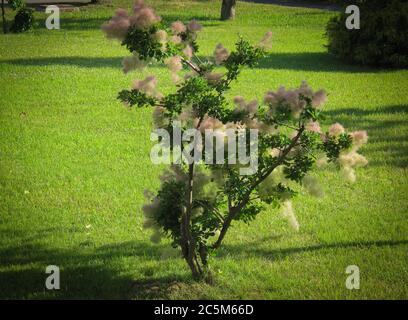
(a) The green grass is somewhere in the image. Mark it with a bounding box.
[0,0,408,299]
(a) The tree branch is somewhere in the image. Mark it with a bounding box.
[211,126,305,249]
[181,57,202,74]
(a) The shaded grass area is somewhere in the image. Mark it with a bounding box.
[242,0,339,11]
[1,0,408,299]
[1,52,387,73]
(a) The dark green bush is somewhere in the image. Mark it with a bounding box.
[326,0,408,68]
[9,0,24,11]
[10,7,34,33]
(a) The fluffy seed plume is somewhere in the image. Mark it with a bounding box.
[312,89,327,108]
[281,201,299,231]
[259,31,272,49]
[165,55,183,83]
[183,45,193,60]
[187,20,202,33]
[213,43,230,65]
[130,0,161,29]
[122,53,147,73]
[328,123,345,137]
[102,9,131,41]
[171,21,187,34]
[340,166,356,183]
[170,35,182,44]
[306,121,321,133]
[133,75,158,96]
[154,29,167,42]
[303,175,324,197]
[351,130,368,148]
[204,72,223,84]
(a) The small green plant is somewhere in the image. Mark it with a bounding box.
[10,6,33,33]
[3,0,34,34]
[103,0,368,280]
[326,0,408,68]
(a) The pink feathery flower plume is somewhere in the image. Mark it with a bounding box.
[187,20,202,33]
[171,21,187,34]
[170,35,182,44]
[101,9,131,41]
[351,130,368,147]
[183,45,194,60]
[154,29,167,42]
[328,123,345,137]
[306,121,322,133]
[204,72,224,84]
[213,43,230,65]
[102,1,161,40]
[133,75,158,96]
[165,56,183,83]
[122,54,147,73]
[130,0,161,29]
[259,31,272,50]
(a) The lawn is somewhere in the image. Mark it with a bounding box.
[0,0,407,299]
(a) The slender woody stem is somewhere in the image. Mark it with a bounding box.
[212,126,305,249]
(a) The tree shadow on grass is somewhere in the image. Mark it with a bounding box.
[3,225,407,298]
[0,232,190,299]
[255,52,390,73]
[1,56,124,69]
[158,14,221,26]
[241,0,340,11]
[219,238,408,261]
[324,104,408,168]
[195,52,385,73]
[0,52,383,73]
[52,13,220,31]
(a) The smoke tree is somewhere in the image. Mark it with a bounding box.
[103,0,368,279]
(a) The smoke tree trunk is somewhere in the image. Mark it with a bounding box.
[220,0,236,20]
[182,162,201,278]
[181,119,207,279]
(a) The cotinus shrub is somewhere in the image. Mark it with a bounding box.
[103,0,369,279]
